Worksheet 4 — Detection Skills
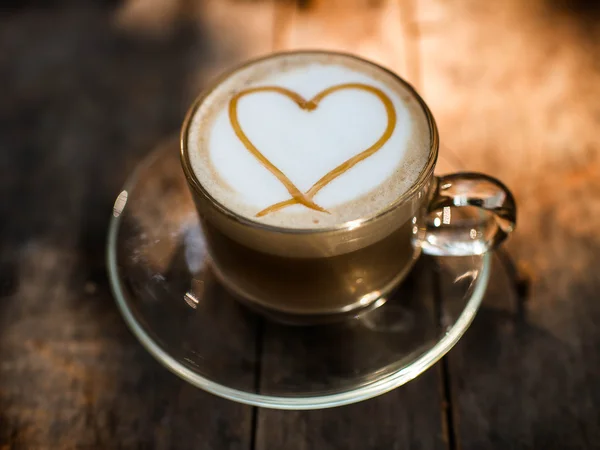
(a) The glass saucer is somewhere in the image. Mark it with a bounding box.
[107,137,491,410]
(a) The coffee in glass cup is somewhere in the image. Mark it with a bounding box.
[181,51,515,323]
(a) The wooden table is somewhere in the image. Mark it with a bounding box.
[1,1,599,448]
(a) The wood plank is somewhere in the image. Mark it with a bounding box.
[274,0,416,84]
[255,260,448,450]
[0,3,280,447]
[116,0,278,87]
[253,2,448,449]
[418,0,600,447]
[255,375,446,450]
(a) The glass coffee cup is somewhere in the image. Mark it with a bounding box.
[180,51,516,324]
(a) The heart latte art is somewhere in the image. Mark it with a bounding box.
[185,53,431,229]
[229,83,397,217]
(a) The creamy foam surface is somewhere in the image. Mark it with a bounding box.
[186,53,432,229]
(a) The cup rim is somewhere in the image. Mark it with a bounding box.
[180,50,439,235]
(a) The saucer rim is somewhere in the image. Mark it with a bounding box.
[106,143,491,410]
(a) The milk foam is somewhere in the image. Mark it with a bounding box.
[186,53,432,229]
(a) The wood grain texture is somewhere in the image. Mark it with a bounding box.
[2,0,599,448]
[255,262,448,450]
[274,0,416,84]
[250,2,448,449]
[255,372,446,450]
[0,5,255,449]
[418,0,600,447]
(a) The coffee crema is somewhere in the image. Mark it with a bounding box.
[186,52,431,229]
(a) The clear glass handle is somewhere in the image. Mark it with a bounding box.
[412,173,516,256]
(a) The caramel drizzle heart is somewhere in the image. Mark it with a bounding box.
[228,83,396,217]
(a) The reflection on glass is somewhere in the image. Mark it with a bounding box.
[443,206,451,224]
[184,291,199,309]
[346,219,362,231]
[113,190,128,217]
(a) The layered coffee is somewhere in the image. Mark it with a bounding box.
[181,52,436,320]
[186,52,431,229]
